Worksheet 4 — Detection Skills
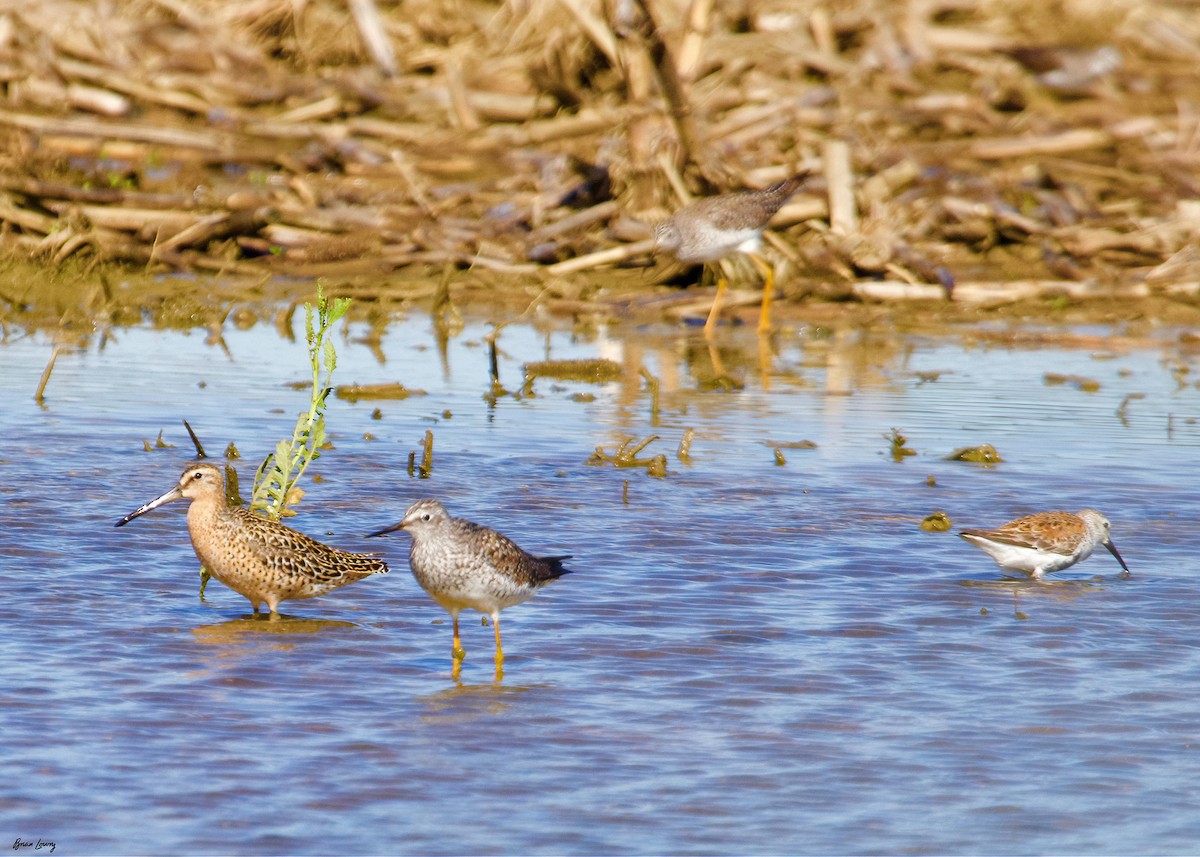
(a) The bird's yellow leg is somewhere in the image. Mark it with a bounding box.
[451,612,465,661]
[749,253,776,335]
[492,614,504,668]
[704,277,728,337]
[706,339,728,380]
[758,335,774,390]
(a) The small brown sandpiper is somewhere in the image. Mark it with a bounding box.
[960,509,1129,579]
[115,463,389,614]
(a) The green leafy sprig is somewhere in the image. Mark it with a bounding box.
[250,283,351,521]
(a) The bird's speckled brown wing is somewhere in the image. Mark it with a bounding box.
[691,173,809,231]
[233,508,390,583]
[960,511,1083,555]
[453,518,572,587]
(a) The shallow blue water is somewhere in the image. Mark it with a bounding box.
[3,309,1200,855]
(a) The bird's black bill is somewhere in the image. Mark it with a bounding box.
[1105,540,1130,574]
[113,485,183,528]
[114,504,155,527]
[366,522,404,538]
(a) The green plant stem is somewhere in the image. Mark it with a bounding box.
[249,283,350,520]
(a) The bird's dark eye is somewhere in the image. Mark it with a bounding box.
[193,472,203,480]
[422,513,431,521]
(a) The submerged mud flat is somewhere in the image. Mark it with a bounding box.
[4,298,1200,854]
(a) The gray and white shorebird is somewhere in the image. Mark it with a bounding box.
[653,171,810,335]
[960,509,1129,579]
[115,463,389,614]
[369,498,572,667]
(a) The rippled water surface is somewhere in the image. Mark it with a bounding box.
[5,306,1200,855]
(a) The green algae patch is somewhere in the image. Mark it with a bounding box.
[921,511,953,532]
[336,382,427,402]
[523,359,624,384]
[946,444,1003,465]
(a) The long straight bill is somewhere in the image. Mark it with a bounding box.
[114,485,184,527]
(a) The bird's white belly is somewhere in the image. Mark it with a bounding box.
[966,538,1076,575]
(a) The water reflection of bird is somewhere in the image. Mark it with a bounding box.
[653,171,810,335]
[192,616,360,646]
[369,499,571,671]
[960,509,1129,579]
[115,463,389,614]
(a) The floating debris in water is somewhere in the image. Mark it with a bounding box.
[1116,392,1145,423]
[1043,372,1100,392]
[677,428,695,462]
[887,428,916,461]
[946,444,1002,465]
[766,439,818,450]
[33,346,58,404]
[183,419,207,458]
[921,511,952,532]
[588,434,668,477]
[418,429,433,479]
[142,429,176,452]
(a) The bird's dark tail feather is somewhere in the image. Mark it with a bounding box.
[540,555,574,580]
[769,169,812,198]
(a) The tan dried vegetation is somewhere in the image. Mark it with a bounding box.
[0,0,1199,324]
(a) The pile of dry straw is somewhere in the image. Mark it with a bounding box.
[1,0,1199,314]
